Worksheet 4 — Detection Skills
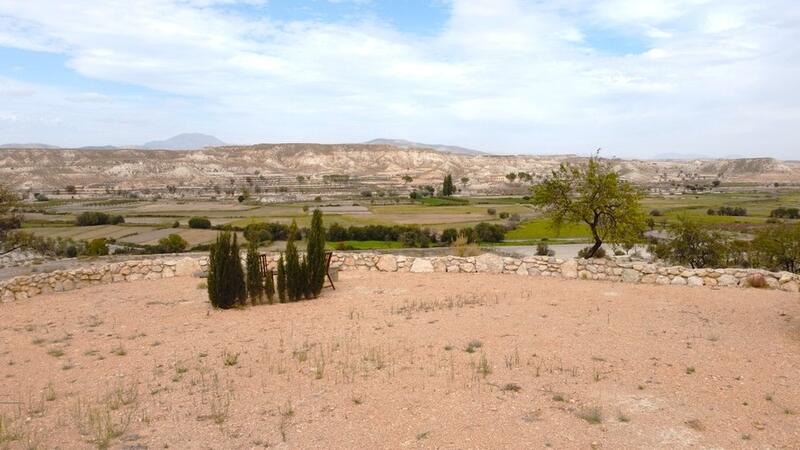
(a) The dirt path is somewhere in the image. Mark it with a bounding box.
[1,273,798,449]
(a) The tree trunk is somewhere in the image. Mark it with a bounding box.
[587,224,602,258]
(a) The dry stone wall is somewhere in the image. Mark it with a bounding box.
[1,252,798,303]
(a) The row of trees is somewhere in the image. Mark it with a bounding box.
[75,211,125,226]
[707,206,747,217]
[207,210,327,309]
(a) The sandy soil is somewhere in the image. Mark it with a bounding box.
[1,273,799,449]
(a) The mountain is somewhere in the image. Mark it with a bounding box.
[143,133,226,150]
[0,143,60,149]
[364,138,486,155]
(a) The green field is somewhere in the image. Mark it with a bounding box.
[16,191,800,249]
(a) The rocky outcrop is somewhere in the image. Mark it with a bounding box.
[1,252,798,303]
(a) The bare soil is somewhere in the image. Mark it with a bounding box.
[1,273,799,449]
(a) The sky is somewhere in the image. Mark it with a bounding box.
[0,0,799,158]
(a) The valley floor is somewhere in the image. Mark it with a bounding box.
[1,273,799,448]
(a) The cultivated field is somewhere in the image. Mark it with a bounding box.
[1,273,798,448]
[17,190,800,250]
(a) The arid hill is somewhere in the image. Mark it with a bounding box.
[1,144,798,192]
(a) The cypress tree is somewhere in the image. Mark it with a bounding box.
[230,233,247,307]
[265,267,275,303]
[276,254,286,302]
[442,173,455,196]
[207,230,246,309]
[306,209,326,297]
[299,256,311,299]
[245,240,263,305]
[284,221,301,301]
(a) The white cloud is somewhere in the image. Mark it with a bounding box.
[0,0,798,157]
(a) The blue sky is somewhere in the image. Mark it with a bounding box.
[0,0,799,158]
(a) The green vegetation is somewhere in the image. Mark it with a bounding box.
[284,221,302,301]
[76,211,124,226]
[157,234,188,253]
[442,173,455,197]
[532,154,645,257]
[207,231,246,309]
[306,209,327,298]
[276,254,286,302]
[85,238,109,256]
[245,240,264,305]
[188,217,212,229]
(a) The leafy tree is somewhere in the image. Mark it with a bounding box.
[207,231,246,309]
[532,154,645,257]
[245,240,263,305]
[284,221,301,301]
[401,174,413,183]
[158,234,187,253]
[505,172,517,183]
[276,253,286,302]
[751,223,800,273]
[0,184,20,238]
[649,216,727,268]
[65,185,77,195]
[460,177,469,186]
[306,209,326,298]
[442,174,455,196]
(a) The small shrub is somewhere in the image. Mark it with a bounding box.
[172,221,180,228]
[451,234,481,257]
[157,234,187,253]
[499,212,509,219]
[487,208,496,216]
[276,254,286,302]
[576,406,603,424]
[465,339,482,353]
[188,217,212,229]
[535,241,550,256]
[577,246,605,259]
[85,238,109,256]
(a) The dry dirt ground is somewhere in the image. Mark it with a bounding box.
[1,273,799,449]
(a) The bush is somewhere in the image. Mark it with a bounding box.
[157,234,187,253]
[109,215,125,225]
[751,223,800,273]
[499,212,510,219]
[188,217,212,229]
[76,211,110,226]
[649,209,663,217]
[451,234,481,257]
[535,241,550,256]
[487,208,497,216]
[85,238,109,256]
[474,222,505,243]
[770,207,800,219]
[207,231,246,309]
[578,246,606,259]
[709,206,747,217]
[264,264,275,303]
[65,245,78,258]
[172,221,180,228]
[245,241,264,305]
[243,222,289,242]
[440,228,458,244]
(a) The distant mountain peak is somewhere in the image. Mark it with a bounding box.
[143,133,226,150]
[364,138,486,155]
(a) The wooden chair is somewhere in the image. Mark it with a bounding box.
[324,251,335,290]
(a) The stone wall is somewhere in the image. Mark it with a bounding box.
[1,252,798,303]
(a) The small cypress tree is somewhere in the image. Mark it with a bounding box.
[299,256,313,298]
[306,209,326,298]
[207,230,246,309]
[264,267,275,303]
[284,221,301,301]
[276,254,286,302]
[245,240,263,305]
